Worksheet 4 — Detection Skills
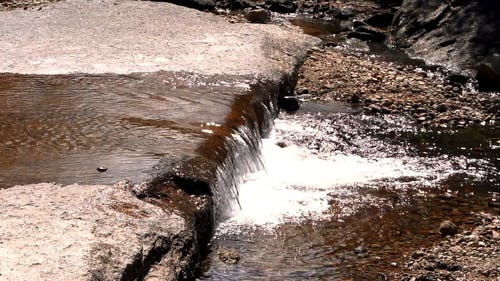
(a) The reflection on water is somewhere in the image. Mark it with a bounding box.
[0,73,246,188]
[199,107,499,280]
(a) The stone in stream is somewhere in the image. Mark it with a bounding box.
[245,8,271,23]
[439,220,458,237]
[96,166,108,172]
[217,249,241,265]
[347,26,387,42]
[279,95,300,112]
[351,92,362,103]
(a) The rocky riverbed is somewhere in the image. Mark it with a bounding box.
[296,44,499,127]
[292,8,500,280]
[390,213,500,281]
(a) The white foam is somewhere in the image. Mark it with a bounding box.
[220,133,452,229]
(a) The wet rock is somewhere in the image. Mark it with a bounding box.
[411,250,425,259]
[245,8,271,23]
[279,96,300,112]
[332,7,357,20]
[296,87,309,95]
[348,26,387,42]
[364,11,394,28]
[351,92,362,103]
[276,141,288,148]
[367,104,382,113]
[217,249,240,265]
[436,260,461,271]
[488,200,500,208]
[476,55,500,92]
[439,220,458,237]
[447,73,469,86]
[266,0,296,13]
[96,166,108,172]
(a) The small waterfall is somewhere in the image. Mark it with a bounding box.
[210,93,279,220]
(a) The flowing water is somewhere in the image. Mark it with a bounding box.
[0,72,252,188]
[198,103,499,280]
[197,17,500,280]
[1,13,498,280]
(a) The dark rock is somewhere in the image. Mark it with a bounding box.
[488,200,500,208]
[364,11,394,28]
[279,96,300,112]
[476,55,500,92]
[296,87,309,95]
[436,103,448,113]
[412,250,425,259]
[378,272,388,281]
[348,26,387,42]
[353,20,367,29]
[374,0,403,8]
[96,166,108,172]
[161,0,217,11]
[447,73,469,85]
[276,141,287,148]
[392,1,500,84]
[266,0,296,13]
[354,245,367,253]
[245,8,271,23]
[332,7,357,20]
[451,0,470,7]
[436,260,461,271]
[439,220,458,237]
[351,92,362,103]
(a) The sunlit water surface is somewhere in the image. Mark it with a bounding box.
[199,105,499,280]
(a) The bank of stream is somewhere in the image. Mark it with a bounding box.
[197,16,499,280]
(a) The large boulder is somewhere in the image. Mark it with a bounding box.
[392,0,500,91]
[0,184,195,280]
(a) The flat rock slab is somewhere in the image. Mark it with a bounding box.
[0,183,190,281]
[0,0,316,77]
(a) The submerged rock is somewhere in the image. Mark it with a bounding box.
[217,249,240,265]
[439,220,458,237]
[279,95,300,112]
[348,25,387,42]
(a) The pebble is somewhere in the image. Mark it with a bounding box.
[97,166,108,172]
[217,249,240,265]
[439,220,458,237]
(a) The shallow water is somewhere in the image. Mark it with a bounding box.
[197,17,500,280]
[198,105,499,280]
[0,72,248,188]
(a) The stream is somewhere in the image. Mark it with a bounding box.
[197,17,499,280]
[0,11,498,281]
